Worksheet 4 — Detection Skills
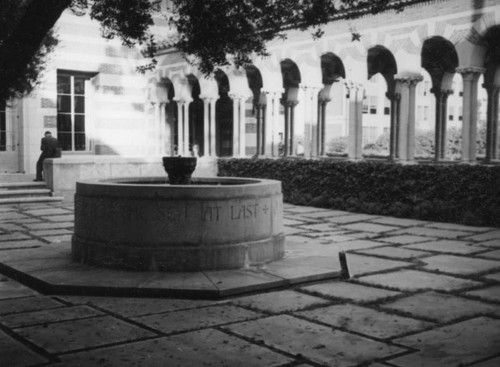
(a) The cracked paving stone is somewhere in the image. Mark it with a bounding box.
[380,291,500,322]
[224,314,406,366]
[390,317,500,367]
[57,328,292,367]
[300,281,401,303]
[132,305,261,334]
[232,290,331,313]
[15,315,157,354]
[297,304,433,339]
[357,269,483,292]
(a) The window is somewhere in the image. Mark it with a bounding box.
[363,96,378,114]
[57,71,94,151]
[0,100,6,151]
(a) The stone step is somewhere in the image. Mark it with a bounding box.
[0,182,47,190]
[0,188,52,198]
[0,196,64,206]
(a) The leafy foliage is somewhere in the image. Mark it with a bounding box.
[1,0,409,100]
[219,158,500,226]
[165,0,404,74]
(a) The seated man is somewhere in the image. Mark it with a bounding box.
[34,131,60,181]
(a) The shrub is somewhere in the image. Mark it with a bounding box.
[218,158,500,227]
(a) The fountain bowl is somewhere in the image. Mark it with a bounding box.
[72,176,285,271]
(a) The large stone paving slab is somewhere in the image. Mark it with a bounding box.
[58,295,220,317]
[297,304,433,339]
[377,235,437,245]
[57,328,292,367]
[0,241,342,299]
[0,330,49,366]
[354,246,430,260]
[300,281,402,303]
[232,290,331,313]
[380,291,500,322]
[421,255,500,275]
[339,222,400,233]
[464,230,500,242]
[15,315,157,354]
[0,305,103,328]
[465,285,500,302]
[132,304,261,334]
[357,269,483,291]
[390,317,500,367]
[345,254,412,277]
[0,296,65,315]
[389,227,472,239]
[224,314,406,366]
[0,278,38,299]
[404,240,484,255]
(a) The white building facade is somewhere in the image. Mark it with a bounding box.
[1,0,500,181]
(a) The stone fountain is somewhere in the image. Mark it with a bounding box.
[71,157,285,272]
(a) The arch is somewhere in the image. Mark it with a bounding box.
[244,65,263,103]
[421,36,459,91]
[280,58,301,90]
[367,45,398,95]
[321,52,345,85]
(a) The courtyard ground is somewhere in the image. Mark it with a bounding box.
[1,201,499,366]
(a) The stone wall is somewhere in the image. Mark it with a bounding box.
[44,156,218,202]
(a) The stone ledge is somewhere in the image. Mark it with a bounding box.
[0,242,341,299]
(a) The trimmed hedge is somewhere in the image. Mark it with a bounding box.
[218,158,500,227]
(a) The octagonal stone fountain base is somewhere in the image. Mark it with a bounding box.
[72,177,285,272]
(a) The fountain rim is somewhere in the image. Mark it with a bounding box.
[75,176,282,199]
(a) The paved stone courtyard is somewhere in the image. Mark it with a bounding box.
[1,202,499,366]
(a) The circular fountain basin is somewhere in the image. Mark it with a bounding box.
[72,177,285,271]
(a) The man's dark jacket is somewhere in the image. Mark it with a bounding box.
[40,136,59,158]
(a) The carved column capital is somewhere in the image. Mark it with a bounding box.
[456,66,485,76]
[395,74,423,86]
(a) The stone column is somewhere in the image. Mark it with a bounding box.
[484,83,500,162]
[345,81,364,160]
[210,99,217,157]
[239,98,246,157]
[394,75,422,162]
[301,86,320,158]
[386,92,400,160]
[153,102,162,155]
[176,101,184,156]
[231,96,240,157]
[263,91,281,156]
[318,98,329,156]
[255,96,267,156]
[457,67,484,163]
[433,89,453,161]
[202,98,210,157]
[159,102,168,155]
[184,101,191,156]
